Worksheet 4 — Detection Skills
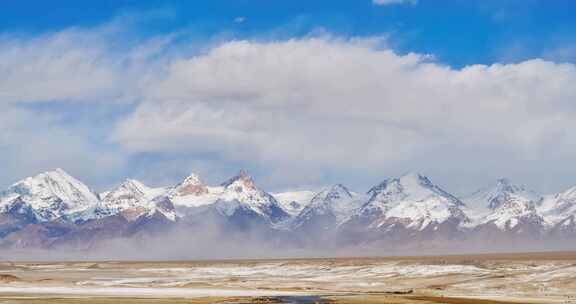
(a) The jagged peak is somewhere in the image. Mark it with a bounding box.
[399,172,433,187]
[311,184,353,203]
[51,167,69,176]
[27,168,76,184]
[169,172,208,197]
[364,172,463,209]
[494,178,525,193]
[181,173,203,186]
[467,178,540,211]
[221,169,255,189]
[9,168,97,200]
[100,179,153,202]
[368,172,432,196]
[118,179,148,191]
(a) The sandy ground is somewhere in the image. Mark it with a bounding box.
[0,252,575,303]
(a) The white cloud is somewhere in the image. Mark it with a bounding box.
[2,22,576,192]
[111,37,576,191]
[0,25,155,189]
[0,32,118,103]
[373,0,418,6]
[234,16,247,24]
[0,106,127,189]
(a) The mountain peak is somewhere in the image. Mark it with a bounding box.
[494,178,522,192]
[117,179,148,193]
[221,170,255,189]
[364,173,463,213]
[52,167,68,175]
[38,168,75,182]
[464,178,541,212]
[182,173,203,185]
[169,172,208,197]
[399,172,433,188]
[215,170,289,223]
[1,168,99,222]
[312,184,353,203]
[488,178,538,210]
[92,178,174,221]
[367,172,436,199]
[103,179,150,201]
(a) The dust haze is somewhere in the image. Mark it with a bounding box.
[2,223,575,262]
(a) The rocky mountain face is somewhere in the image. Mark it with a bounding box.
[90,179,175,221]
[540,186,576,238]
[0,169,575,250]
[340,173,469,244]
[0,169,99,223]
[292,184,364,232]
[462,179,546,239]
[186,170,291,232]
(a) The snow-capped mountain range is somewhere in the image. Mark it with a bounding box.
[0,168,575,249]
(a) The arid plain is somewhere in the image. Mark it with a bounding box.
[0,252,575,304]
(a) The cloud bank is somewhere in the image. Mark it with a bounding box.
[1,23,576,193]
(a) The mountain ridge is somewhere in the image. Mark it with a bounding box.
[1,168,575,249]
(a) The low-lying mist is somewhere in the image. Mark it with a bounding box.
[2,223,575,262]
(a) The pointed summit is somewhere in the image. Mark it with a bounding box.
[116,179,149,196]
[221,169,255,189]
[465,178,540,211]
[182,173,203,185]
[462,178,544,232]
[292,184,363,230]
[211,170,289,224]
[366,172,461,207]
[92,178,174,221]
[310,184,353,205]
[101,179,154,206]
[52,167,69,176]
[399,172,433,187]
[169,172,208,197]
[342,173,468,233]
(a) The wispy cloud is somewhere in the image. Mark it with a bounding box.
[234,16,247,24]
[2,16,576,192]
[372,0,418,6]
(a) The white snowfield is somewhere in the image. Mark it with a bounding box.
[0,169,99,222]
[291,184,367,229]
[214,171,286,220]
[272,190,316,215]
[1,168,576,235]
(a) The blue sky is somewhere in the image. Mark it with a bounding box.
[2,0,575,66]
[1,0,576,194]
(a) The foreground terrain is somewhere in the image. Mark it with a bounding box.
[0,252,575,303]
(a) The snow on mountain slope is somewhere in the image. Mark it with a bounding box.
[168,173,208,197]
[0,169,99,222]
[347,173,468,231]
[479,198,544,231]
[212,170,289,224]
[539,186,576,225]
[292,184,365,230]
[167,173,222,209]
[90,179,175,221]
[461,179,544,232]
[462,178,542,223]
[272,190,316,216]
